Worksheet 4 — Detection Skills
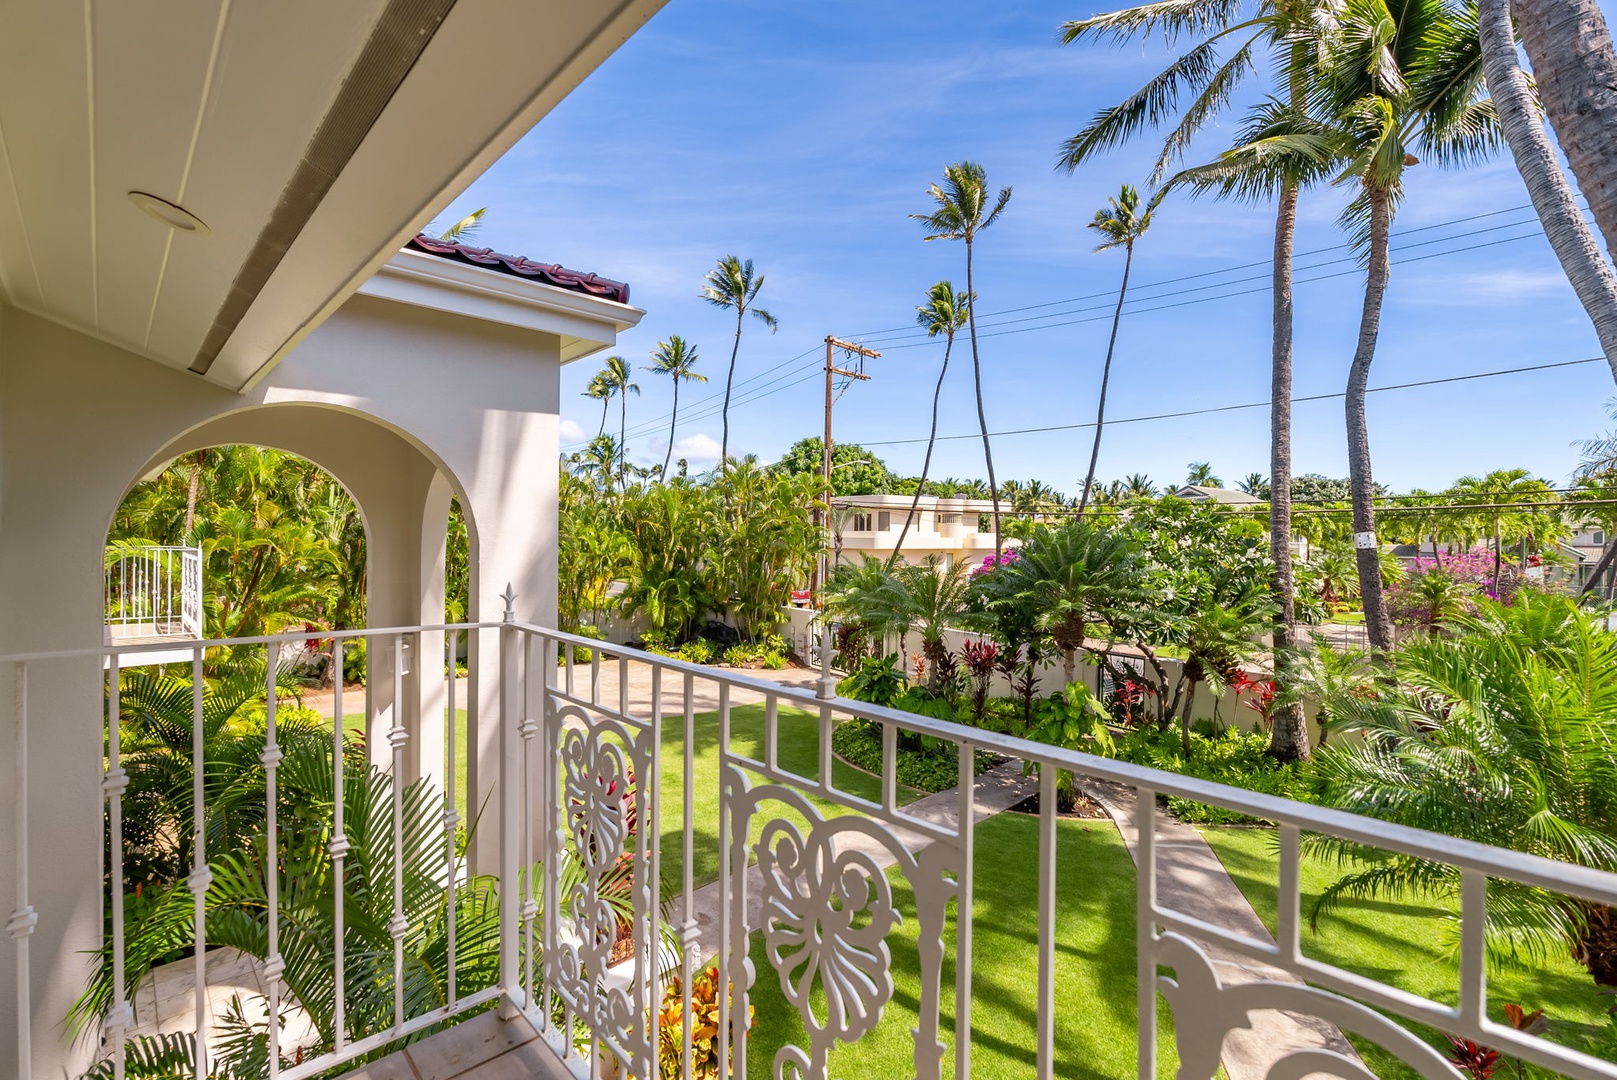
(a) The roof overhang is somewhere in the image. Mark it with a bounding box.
[0,0,667,393]
[358,249,644,362]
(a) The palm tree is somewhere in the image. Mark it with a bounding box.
[1509,1,1617,266]
[600,355,639,483]
[701,256,777,467]
[1450,469,1556,591]
[987,520,1150,686]
[434,206,487,243]
[584,371,614,440]
[1310,593,1617,983]
[895,282,971,558]
[1476,0,1617,373]
[1124,473,1156,499]
[644,336,705,481]
[1185,461,1220,487]
[892,557,974,692]
[1322,0,1496,652]
[912,162,1013,555]
[1078,185,1161,515]
[1237,472,1271,498]
[1175,581,1273,754]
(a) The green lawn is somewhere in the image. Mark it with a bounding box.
[651,703,924,891]
[745,812,1191,1078]
[342,709,470,821]
[1202,827,1614,1075]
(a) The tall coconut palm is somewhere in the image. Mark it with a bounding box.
[701,256,777,468]
[912,162,1013,555]
[1124,473,1156,499]
[583,371,613,439]
[895,282,971,557]
[644,335,705,481]
[1476,0,1617,374]
[1509,1,1617,264]
[1167,96,1340,759]
[1078,184,1161,515]
[1321,0,1497,652]
[600,355,639,483]
[1185,461,1221,487]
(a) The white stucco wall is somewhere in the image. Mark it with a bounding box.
[0,264,625,1072]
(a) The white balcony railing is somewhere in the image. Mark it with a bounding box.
[8,607,1617,1079]
[104,545,203,640]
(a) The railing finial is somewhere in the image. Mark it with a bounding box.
[501,583,517,623]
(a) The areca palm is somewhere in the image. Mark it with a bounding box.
[644,336,705,481]
[895,282,971,558]
[912,162,1013,555]
[1310,593,1617,983]
[1078,184,1161,515]
[600,355,639,483]
[701,256,777,468]
[1320,0,1497,653]
[1449,469,1557,591]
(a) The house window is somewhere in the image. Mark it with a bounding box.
[1596,531,1606,546]
[878,511,891,531]
[851,513,873,532]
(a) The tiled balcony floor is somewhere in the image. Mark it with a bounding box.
[341,1010,572,1079]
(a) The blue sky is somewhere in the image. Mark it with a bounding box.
[441,0,1617,496]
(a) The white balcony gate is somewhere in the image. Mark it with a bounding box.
[104,545,203,641]
[7,604,1617,1079]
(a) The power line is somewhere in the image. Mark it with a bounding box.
[855,356,1606,446]
[844,201,1566,340]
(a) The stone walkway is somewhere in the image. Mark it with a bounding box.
[1079,778,1360,1080]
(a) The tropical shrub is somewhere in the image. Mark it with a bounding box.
[1024,682,1113,810]
[1115,726,1311,825]
[837,654,907,708]
[1310,593,1617,982]
[657,963,753,1079]
[831,718,994,793]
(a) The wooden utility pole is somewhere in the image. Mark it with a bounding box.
[814,335,880,697]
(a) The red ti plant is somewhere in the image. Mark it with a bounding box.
[1444,1034,1501,1079]
[1500,1004,1549,1079]
[961,638,998,725]
[1229,671,1278,733]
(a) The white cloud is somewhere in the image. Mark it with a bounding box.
[667,433,722,464]
[559,419,587,443]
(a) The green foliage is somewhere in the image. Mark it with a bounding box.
[678,639,717,665]
[722,634,787,666]
[1026,682,1115,809]
[831,718,994,794]
[771,437,892,496]
[837,654,908,708]
[1116,726,1311,824]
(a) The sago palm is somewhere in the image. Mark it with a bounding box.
[895,282,970,557]
[912,162,1012,555]
[644,335,705,481]
[701,256,777,468]
[1078,184,1161,515]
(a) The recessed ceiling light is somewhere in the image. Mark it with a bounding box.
[127,191,210,235]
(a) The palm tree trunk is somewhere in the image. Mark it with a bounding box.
[720,315,742,469]
[663,380,679,481]
[1493,523,1505,592]
[895,334,955,557]
[1512,0,1617,262]
[1180,679,1197,756]
[965,240,1003,555]
[183,450,206,538]
[619,396,628,484]
[597,398,609,440]
[1268,182,1311,762]
[1078,242,1133,515]
[1346,185,1396,652]
[1432,531,1444,569]
[1480,0,1617,374]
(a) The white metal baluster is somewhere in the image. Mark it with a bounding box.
[881,720,898,815]
[520,635,539,1012]
[190,648,211,1078]
[106,652,132,1080]
[444,631,459,1011]
[8,662,37,1080]
[540,632,561,1039]
[646,664,664,1077]
[1277,823,1301,966]
[331,642,348,1052]
[1460,868,1488,1029]
[763,694,777,772]
[589,647,600,707]
[717,682,733,1078]
[618,651,628,717]
[389,634,408,1030]
[1135,783,1158,1080]
[954,739,975,1080]
[680,672,696,1080]
[263,644,284,1080]
[817,699,833,795]
[498,590,521,1018]
[1035,761,1057,1080]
